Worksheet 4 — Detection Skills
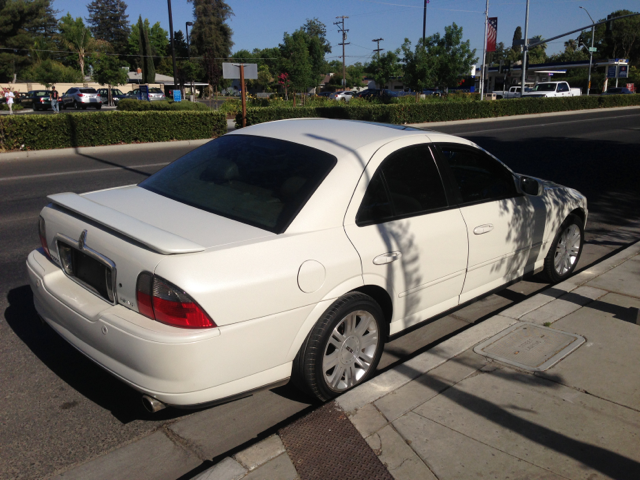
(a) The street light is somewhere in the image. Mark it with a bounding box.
[579,6,595,96]
[186,21,194,101]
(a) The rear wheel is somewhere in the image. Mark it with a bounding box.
[95,104,102,110]
[293,293,385,401]
[74,101,80,110]
[543,214,584,283]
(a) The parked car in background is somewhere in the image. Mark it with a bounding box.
[126,88,167,101]
[29,119,587,411]
[495,85,533,99]
[23,90,52,111]
[316,92,332,98]
[356,88,380,98]
[60,87,102,110]
[602,87,634,95]
[97,88,128,104]
[331,91,355,102]
[523,82,581,98]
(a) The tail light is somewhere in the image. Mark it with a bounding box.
[77,93,84,97]
[38,216,50,258]
[136,272,216,329]
[40,98,45,103]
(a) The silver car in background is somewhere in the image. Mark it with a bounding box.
[127,88,167,101]
[60,88,102,110]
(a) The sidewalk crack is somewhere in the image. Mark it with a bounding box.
[162,425,208,461]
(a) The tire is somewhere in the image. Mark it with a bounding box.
[74,101,80,110]
[81,104,87,110]
[293,292,386,401]
[95,104,102,110]
[542,214,584,283]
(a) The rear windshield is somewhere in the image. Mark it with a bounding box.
[149,88,163,93]
[34,91,50,96]
[79,88,97,93]
[139,135,337,233]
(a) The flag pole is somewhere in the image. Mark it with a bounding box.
[480,0,489,100]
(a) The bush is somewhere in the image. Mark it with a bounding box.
[0,110,227,151]
[117,99,210,111]
[236,94,640,128]
[1,103,24,111]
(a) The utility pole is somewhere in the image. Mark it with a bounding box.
[372,38,384,59]
[480,0,489,100]
[520,0,530,97]
[422,0,429,44]
[186,21,194,101]
[579,6,595,96]
[335,17,349,89]
[167,0,178,98]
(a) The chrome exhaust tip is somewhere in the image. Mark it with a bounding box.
[142,395,166,413]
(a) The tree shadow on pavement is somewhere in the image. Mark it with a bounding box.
[3,285,191,424]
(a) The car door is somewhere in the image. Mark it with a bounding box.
[344,139,469,335]
[433,143,545,303]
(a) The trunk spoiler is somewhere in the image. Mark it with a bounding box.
[47,192,205,255]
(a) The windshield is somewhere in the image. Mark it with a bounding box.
[149,88,163,93]
[533,83,556,92]
[79,88,97,93]
[139,135,337,233]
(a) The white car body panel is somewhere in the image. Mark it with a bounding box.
[28,119,588,408]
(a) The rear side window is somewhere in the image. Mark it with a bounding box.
[438,146,518,205]
[357,145,448,226]
[79,88,97,93]
[140,135,337,233]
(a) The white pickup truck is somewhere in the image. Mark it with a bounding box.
[523,81,581,98]
[497,85,533,99]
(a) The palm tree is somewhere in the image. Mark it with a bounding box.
[58,14,98,78]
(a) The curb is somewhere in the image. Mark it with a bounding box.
[194,239,640,479]
[0,138,211,162]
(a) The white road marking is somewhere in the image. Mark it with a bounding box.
[0,162,170,182]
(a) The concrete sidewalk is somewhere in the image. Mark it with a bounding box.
[196,241,640,480]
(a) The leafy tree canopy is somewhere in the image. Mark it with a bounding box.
[86,0,130,53]
[365,50,401,89]
[422,23,477,89]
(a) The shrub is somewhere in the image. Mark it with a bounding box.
[236,94,640,128]
[117,99,210,111]
[0,110,227,151]
[1,103,24,111]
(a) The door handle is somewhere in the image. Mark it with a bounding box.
[473,224,494,235]
[373,251,402,265]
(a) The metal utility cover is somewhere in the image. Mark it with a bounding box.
[474,322,585,372]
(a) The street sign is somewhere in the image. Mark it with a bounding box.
[588,47,597,53]
[222,63,258,80]
[619,65,629,78]
[173,90,182,102]
[607,66,617,78]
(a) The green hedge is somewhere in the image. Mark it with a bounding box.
[236,94,640,128]
[117,99,211,111]
[0,110,227,151]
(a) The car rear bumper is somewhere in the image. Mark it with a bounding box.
[27,248,299,406]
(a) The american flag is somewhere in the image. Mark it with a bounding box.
[487,17,498,52]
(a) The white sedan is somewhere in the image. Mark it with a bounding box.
[330,91,355,102]
[28,119,587,412]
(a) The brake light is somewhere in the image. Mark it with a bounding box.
[77,93,84,97]
[136,273,215,328]
[38,216,50,258]
[40,98,45,103]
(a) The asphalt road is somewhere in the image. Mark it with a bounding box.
[1,108,639,479]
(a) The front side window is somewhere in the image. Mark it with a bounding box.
[357,145,448,226]
[140,135,337,233]
[438,145,518,205]
[558,83,569,92]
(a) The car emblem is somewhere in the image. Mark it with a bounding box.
[78,230,87,250]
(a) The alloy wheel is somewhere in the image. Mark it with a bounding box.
[554,224,581,275]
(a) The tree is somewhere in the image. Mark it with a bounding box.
[58,14,98,78]
[86,0,130,54]
[549,39,588,63]
[189,0,233,56]
[365,50,401,89]
[128,19,168,68]
[512,26,522,51]
[93,54,128,105]
[400,38,435,98]
[173,30,189,58]
[302,18,331,55]
[23,59,83,86]
[136,16,155,83]
[527,35,548,64]
[0,0,50,82]
[279,30,313,94]
[422,23,477,89]
[577,10,640,65]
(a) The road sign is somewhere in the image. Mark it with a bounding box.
[222,63,258,80]
[588,47,597,53]
[173,90,181,102]
[607,66,617,78]
[619,65,629,78]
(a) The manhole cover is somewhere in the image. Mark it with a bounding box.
[474,322,585,372]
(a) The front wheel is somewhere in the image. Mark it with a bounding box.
[293,293,385,402]
[543,214,584,283]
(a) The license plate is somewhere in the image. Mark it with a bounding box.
[58,242,115,303]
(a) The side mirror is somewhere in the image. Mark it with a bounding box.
[520,176,540,195]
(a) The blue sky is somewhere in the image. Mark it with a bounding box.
[54,0,639,64]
